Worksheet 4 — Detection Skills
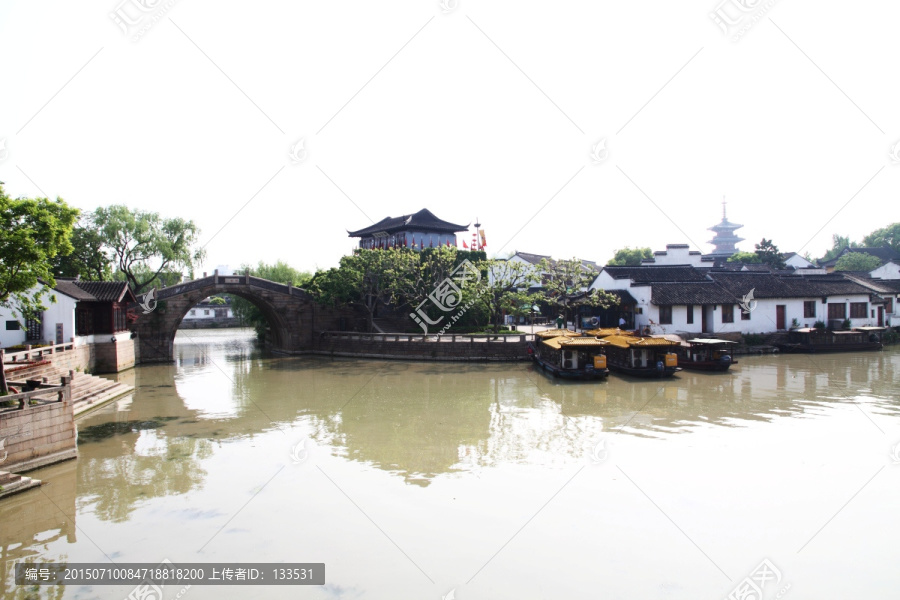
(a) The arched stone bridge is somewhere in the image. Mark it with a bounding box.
[132,272,359,363]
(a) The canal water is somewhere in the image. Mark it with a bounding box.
[2,328,899,599]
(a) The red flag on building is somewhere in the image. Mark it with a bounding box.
[480,230,487,248]
[420,240,424,249]
[462,239,468,248]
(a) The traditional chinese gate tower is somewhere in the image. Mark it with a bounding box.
[348,208,469,250]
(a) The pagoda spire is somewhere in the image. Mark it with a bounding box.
[707,199,744,256]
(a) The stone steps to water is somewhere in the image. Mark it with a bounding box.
[6,364,134,416]
[0,470,41,499]
[4,363,58,382]
[73,385,132,416]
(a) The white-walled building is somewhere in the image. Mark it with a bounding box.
[182,299,234,321]
[1,287,77,347]
[501,252,599,290]
[504,252,552,288]
[1,279,135,348]
[869,261,900,280]
[590,264,882,335]
[783,252,816,269]
[640,244,710,267]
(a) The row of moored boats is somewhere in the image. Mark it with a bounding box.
[528,325,887,380]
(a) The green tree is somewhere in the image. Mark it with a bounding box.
[311,249,408,333]
[500,289,541,330]
[727,251,762,263]
[0,184,79,316]
[388,247,461,314]
[51,214,112,280]
[820,234,859,263]
[537,258,615,331]
[754,238,785,269]
[833,252,881,272]
[862,223,900,253]
[478,258,538,333]
[246,260,313,286]
[0,185,78,393]
[93,205,204,294]
[608,247,652,266]
[230,261,312,338]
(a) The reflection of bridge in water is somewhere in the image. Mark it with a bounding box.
[18,344,894,538]
[132,272,359,363]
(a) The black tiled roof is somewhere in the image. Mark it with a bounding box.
[511,251,551,265]
[708,272,873,299]
[651,282,739,305]
[572,288,638,305]
[710,263,775,272]
[819,246,900,267]
[601,265,709,283]
[348,208,469,237]
[839,272,900,294]
[650,272,877,305]
[51,279,96,301]
[53,279,135,303]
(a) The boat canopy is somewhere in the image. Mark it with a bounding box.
[540,336,609,350]
[585,327,629,338]
[535,329,580,339]
[603,335,680,349]
[686,338,737,345]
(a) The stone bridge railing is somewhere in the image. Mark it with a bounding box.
[151,272,307,301]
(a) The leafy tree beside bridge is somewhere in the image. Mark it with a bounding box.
[230,260,312,339]
[0,184,79,319]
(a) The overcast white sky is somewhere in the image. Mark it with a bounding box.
[0,0,897,275]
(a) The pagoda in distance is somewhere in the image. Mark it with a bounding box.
[707,200,744,256]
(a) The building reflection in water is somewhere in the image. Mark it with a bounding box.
[0,459,76,598]
[46,335,900,527]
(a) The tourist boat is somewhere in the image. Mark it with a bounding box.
[678,339,738,372]
[585,327,630,338]
[598,334,681,378]
[529,332,610,380]
[776,327,884,353]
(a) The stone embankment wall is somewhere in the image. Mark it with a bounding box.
[92,338,136,372]
[314,332,529,361]
[1,387,76,473]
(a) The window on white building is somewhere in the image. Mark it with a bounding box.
[803,301,816,318]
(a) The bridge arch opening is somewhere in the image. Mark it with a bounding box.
[133,276,316,363]
[173,289,289,348]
